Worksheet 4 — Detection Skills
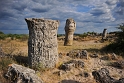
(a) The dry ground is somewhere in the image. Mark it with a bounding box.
[0,36,124,83]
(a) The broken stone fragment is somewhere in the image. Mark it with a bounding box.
[67,50,88,59]
[76,50,88,59]
[5,64,43,83]
[111,53,118,60]
[92,68,124,83]
[59,60,84,71]
[112,60,124,69]
[90,54,99,58]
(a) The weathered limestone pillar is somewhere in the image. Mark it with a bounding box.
[25,18,59,68]
[102,28,107,39]
[64,18,76,46]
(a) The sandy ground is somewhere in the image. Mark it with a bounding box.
[39,53,124,83]
[0,38,123,83]
[40,40,124,83]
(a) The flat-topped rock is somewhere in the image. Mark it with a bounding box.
[25,18,59,68]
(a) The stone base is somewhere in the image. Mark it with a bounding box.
[64,40,73,46]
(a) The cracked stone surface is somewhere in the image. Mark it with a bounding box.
[25,18,59,68]
[5,64,43,83]
[64,18,76,46]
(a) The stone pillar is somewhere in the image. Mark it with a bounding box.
[102,28,107,39]
[64,18,76,46]
[25,18,59,68]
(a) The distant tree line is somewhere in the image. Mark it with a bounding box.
[57,32,99,38]
[0,31,28,41]
[74,31,98,38]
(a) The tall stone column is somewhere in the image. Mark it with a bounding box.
[102,28,107,40]
[64,18,76,46]
[25,18,59,68]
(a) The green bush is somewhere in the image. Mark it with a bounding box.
[20,34,28,41]
[116,23,124,44]
[0,34,7,40]
[7,34,14,40]
[57,34,64,37]
[0,31,7,40]
[0,31,4,34]
[7,34,28,40]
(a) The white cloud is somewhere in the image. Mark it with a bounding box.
[0,0,124,34]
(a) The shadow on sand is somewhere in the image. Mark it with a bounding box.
[13,55,29,67]
[59,80,80,83]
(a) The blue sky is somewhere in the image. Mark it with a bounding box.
[0,0,124,34]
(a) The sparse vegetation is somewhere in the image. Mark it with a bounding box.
[0,31,7,40]
[0,29,124,83]
[0,31,28,41]
[75,31,98,38]
[57,34,64,37]
[0,57,15,83]
[103,23,124,55]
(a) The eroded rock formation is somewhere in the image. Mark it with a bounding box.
[5,64,43,83]
[59,60,84,71]
[64,18,76,46]
[92,68,124,83]
[25,18,59,68]
[102,28,107,40]
[67,50,88,59]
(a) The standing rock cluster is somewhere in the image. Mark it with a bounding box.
[25,18,59,68]
[25,18,76,68]
[3,17,124,83]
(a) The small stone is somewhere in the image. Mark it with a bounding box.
[53,71,65,76]
[59,52,63,58]
[112,60,124,69]
[74,60,84,68]
[92,68,124,83]
[83,72,89,78]
[59,63,73,71]
[111,53,117,60]
[101,56,110,60]
[59,60,84,71]
[77,50,88,59]
[90,54,98,58]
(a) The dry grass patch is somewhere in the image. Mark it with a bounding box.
[0,36,123,83]
[0,39,28,56]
